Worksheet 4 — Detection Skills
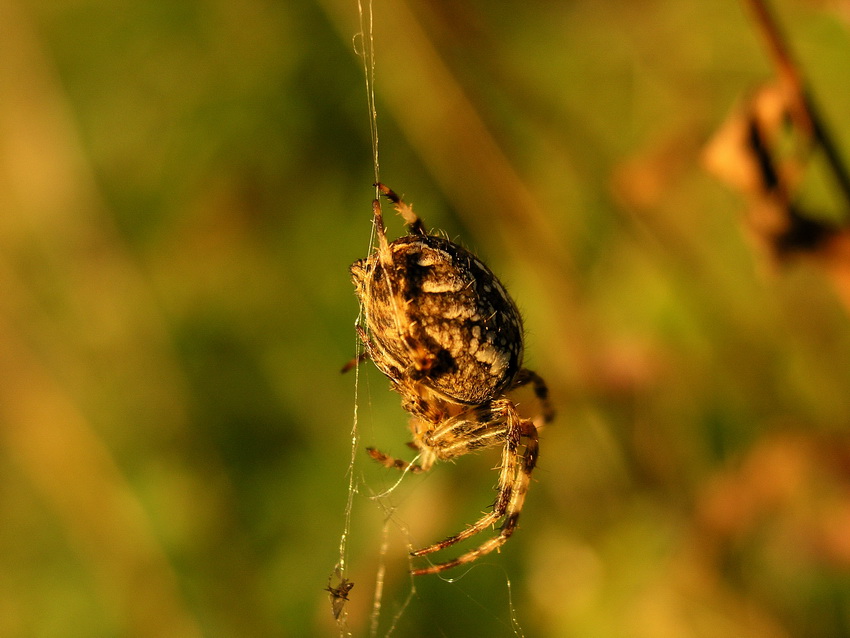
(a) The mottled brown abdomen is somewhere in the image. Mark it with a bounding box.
[352,234,523,404]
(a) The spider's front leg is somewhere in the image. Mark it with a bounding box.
[409,399,539,575]
[367,408,438,475]
[365,442,434,474]
[376,183,426,235]
[340,351,369,374]
[370,197,394,272]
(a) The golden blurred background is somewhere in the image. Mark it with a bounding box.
[2,0,850,636]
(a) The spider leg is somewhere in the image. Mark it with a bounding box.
[352,325,408,387]
[367,185,447,380]
[410,399,539,575]
[366,446,429,473]
[367,413,437,474]
[376,183,427,235]
[368,192,426,368]
[409,403,517,553]
[371,198,394,272]
[511,368,555,426]
[341,325,383,374]
[340,351,369,374]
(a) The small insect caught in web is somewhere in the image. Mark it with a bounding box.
[325,574,355,620]
[347,183,554,575]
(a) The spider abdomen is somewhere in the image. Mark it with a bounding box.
[353,234,523,405]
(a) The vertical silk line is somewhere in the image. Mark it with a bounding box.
[357,2,390,634]
[333,1,380,633]
[358,0,380,188]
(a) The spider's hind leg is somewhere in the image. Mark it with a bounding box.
[511,368,555,427]
[409,399,540,575]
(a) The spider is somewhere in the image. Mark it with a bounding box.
[349,183,554,575]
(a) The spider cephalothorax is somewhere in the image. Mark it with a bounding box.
[350,183,553,575]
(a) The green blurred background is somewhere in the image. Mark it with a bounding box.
[2,0,850,636]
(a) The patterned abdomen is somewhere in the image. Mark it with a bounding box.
[354,234,523,405]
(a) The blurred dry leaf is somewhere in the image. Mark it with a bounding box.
[703,84,802,198]
[704,80,850,309]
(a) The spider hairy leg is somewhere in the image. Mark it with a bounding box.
[350,326,404,384]
[410,400,539,575]
[366,446,428,474]
[375,182,426,235]
[409,402,523,555]
[371,198,393,271]
[340,352,369,374]
[511,368,555,426]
